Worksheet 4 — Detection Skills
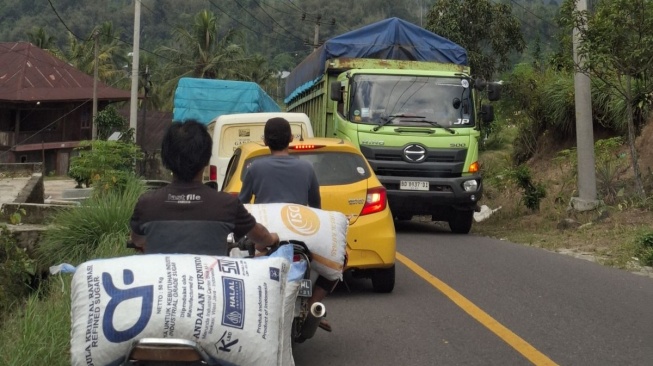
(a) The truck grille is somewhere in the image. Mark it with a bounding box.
[359,145,467,178]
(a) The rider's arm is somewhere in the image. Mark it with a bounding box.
[129,231,146,252]
[238,166,254,204]
[129,197,147,252]
[308,170,322,209]
[247,223,279,252]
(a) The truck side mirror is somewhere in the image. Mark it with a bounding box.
[330,81,343,102]
[488,83,501,101]
[480,104,494,123]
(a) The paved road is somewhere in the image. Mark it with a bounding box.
[292,220,653,365]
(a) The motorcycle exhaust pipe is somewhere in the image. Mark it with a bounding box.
[298,302,326,341]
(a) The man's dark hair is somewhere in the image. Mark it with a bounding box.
[264,117,292,151]
[161,120,212,182]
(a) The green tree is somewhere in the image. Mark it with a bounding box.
[26,27,59,55]
[425,0,525,79]
[94,105,127,140]
[157,9,246,109]
[63,22,129,85]
[573,0,653,198]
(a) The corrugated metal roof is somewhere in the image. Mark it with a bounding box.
[0,42,131,102]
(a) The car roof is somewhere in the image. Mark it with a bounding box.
[237,137,361,156]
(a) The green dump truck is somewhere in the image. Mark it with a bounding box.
[284,18,500,233]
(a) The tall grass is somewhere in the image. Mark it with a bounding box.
[37,176,146,269]
[0,277,72,366]
[0,177,147,365]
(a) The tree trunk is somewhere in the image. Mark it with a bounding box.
[625,75,646,198]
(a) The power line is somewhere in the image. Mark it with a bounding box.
[258,0,299,16]
[47,0,84,41]
[230,0,305,42]
[250,0,306,41]
[206,0,294,42]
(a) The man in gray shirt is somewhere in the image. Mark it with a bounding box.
[239,117,320,208]
[239,117,336,333]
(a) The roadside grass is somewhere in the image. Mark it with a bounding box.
[473,144,653,271]
[0,231,134,364]
[36,177,145,270]
[0,276,71,366]
[0,177,144,364]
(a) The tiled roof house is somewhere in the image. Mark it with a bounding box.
[0,42,131,175]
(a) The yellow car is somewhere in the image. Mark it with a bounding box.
[220,137,397,293]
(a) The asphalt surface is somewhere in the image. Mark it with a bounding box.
[292,220,653,365]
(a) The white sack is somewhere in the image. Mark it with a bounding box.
[70,254,288,366]
[245,203,348,281]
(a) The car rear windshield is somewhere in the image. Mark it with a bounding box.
[241,152,371,186]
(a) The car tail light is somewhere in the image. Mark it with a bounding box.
[290,144,325,150]
[209,165,217,181]
[469,161,480,173]
[360,186,387,216]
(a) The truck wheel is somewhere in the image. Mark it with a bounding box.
[448,210,473,234]
[371,265,395,293]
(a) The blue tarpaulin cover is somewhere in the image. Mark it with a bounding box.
[284,17,468,103]
[173,78,280,124]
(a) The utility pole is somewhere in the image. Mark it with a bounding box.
[92,30,99,140]
[313,15,321,52]
[571,0,598,211]
[302,13,335,52]
[129,0,141,142]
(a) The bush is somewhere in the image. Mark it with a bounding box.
[513,165,547,211]
[68,140,144,191]
[0,226,36,319]
[634,231,653,266]
[37,176,146,269]
[0,277,71,365]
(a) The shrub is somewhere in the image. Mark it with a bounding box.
[0,226,36,318]
[68,140,144,191]
[634,231,653,266]
[95,105,127,140]
[513,165,547,211]
[37,176,146,269]
[0,277,71,365]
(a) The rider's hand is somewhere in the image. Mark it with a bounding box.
[270,233,280,247]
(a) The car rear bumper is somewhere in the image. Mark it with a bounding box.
[345,209,396,270]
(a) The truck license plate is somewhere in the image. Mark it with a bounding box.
[400,180,429,191]
[298,279,312,297]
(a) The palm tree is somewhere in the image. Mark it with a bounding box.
[26,27,62,58]
[157,10,247,109]
[64,22,129,86]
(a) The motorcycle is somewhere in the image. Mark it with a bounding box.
[121,236,324,366]
[227,235,326,344]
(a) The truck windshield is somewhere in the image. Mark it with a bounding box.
[348,75,474,128]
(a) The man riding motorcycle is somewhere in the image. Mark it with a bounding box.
[129,119,279,256]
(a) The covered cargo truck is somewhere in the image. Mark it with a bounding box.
[285,17,500,234]
[173,78,280,125]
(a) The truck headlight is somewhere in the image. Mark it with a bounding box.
[463,179,478,192]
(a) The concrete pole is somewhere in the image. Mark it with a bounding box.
[313,15,321,52]
[129,0,141,142]
[571,0,598,211]
[92,30,99,140]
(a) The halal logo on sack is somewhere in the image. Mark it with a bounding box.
[281,204,320,236]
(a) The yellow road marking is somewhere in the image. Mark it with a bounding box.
[396,252,559,366]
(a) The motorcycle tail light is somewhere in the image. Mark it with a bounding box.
[209,165,217,181]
